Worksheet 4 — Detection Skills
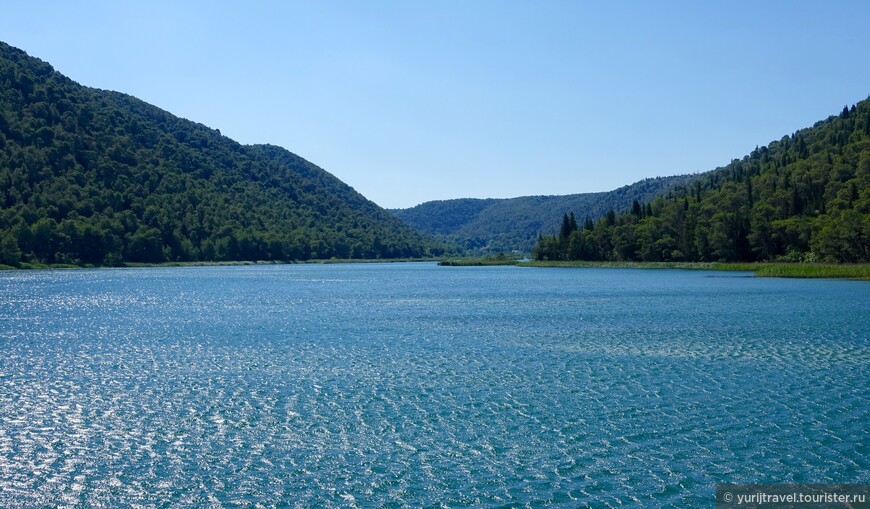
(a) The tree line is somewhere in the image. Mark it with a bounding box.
[0,42,443,266]
[535,100,870,263]
[392,175,697,255]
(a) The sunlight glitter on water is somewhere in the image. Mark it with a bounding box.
[0,264,868,507]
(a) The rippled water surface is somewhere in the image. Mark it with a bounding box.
[1,263,868,507]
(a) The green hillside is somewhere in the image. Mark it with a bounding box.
[0,42,442,266]
[392,175,697,253]
[534,99,870,263]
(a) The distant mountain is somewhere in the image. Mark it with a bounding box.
[534,98,870,263]
[0,41,443,266]
[392,175,698,253]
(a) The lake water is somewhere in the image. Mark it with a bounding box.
[1,263,868,507]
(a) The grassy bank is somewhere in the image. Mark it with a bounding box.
[4,258,867,280]
[515,260,870,280]
[702,262,870,279]
[518,260,718,270]
[309,258,438,264]
[439,255,521,266]
[2,262,83,270]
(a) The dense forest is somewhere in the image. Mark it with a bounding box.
[0,41,443,266]
[392,175,697,254]
[534,98,870,263]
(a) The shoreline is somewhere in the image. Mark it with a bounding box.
[516,260,870,280]
[3,258,868,280]
[437,257,870,280]
[0,258,440,271]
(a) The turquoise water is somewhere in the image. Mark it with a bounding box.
[1,263,868,507]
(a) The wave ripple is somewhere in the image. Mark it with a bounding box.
[1,265,868,507]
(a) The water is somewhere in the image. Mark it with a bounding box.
[1,263,868,507]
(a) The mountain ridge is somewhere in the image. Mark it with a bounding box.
[533,98,870,263]
[394,100,869,260]
[392,174,698,253]
[0,41,443,266]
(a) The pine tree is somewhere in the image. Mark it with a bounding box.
[559,213,572,240]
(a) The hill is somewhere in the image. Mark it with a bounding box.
[534,98,870,263]
[392,175,697,253]
[0,41,442,266]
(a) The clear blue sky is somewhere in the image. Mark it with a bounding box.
[2,1,869,208]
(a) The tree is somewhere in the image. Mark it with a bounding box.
[31,218,58,262]
[559,213,574,241]
[0,40,441,267]
[532,235,561,261]
[0,234,21,265]
[812,210,869,262]
[584,216,594,231]
[748,203,777,260]
[124,227,164,263]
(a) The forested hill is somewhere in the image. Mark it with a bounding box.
[392,175,697,253]
[534,98,870,263]
[0,42,442,266]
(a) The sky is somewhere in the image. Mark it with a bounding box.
[1,1,869,209]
